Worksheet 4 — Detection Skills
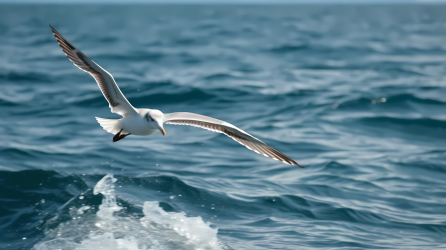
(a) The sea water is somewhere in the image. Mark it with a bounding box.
[0,4,445,250]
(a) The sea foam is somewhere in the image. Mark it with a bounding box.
[33,174,225,250]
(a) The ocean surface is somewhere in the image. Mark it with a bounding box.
[0,4,445,250]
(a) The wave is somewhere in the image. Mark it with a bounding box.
[357,116,446,130]
[0,98,19,107]
[131,88,217,106]
[0,170,87,250]
[336,93,446,110]
[93,51,165,62]
[70,87,218,108]
[0,71,52,83]
[32,174,229,250]
[267,43,309,53]
[4,170,441,250]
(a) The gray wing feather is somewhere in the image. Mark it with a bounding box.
[50,25,136,117]
[164,112,302,167]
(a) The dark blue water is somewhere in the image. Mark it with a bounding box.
[1,4,446,249]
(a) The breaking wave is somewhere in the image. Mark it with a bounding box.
[33,174,228,250]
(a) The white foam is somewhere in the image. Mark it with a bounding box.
[33,174,226,250]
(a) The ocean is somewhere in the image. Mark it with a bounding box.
[0,4,445,249]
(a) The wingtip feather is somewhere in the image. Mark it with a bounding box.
[295,162,304,168]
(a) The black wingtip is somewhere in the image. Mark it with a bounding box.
[49,24,58,35]
[291,161,304,168]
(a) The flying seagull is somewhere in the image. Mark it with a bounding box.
[50,25,302,167]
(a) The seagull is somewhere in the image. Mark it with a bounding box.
[50,25,302,167]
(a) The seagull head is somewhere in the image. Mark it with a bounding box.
[145,109,166,136]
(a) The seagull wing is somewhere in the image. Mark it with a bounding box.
[164,112,302,167]
[50,25,137,117]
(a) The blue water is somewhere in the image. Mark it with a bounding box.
[1,4,446,249]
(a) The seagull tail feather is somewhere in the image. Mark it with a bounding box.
[95,117,123,134]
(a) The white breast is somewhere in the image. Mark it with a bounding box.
[121,114,158,135]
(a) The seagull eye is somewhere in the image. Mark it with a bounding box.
[145,114,154,122]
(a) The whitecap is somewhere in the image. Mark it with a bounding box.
[33,174,227,250]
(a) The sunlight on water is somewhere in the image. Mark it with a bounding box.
[1,5,446,249]
[32,174,225,250]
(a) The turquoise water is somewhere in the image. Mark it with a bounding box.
[0,4,446,249]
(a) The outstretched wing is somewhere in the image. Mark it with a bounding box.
[50,25,136,117]
[164,112,302,167]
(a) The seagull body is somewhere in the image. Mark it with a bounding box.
[50,25,302,167]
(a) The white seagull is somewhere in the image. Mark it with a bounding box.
[50,25,302,167]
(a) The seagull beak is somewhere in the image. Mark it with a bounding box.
[156,123,166,136]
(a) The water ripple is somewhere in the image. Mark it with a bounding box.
[0,4,445,250]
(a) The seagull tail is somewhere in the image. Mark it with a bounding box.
[95,117,123,134]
